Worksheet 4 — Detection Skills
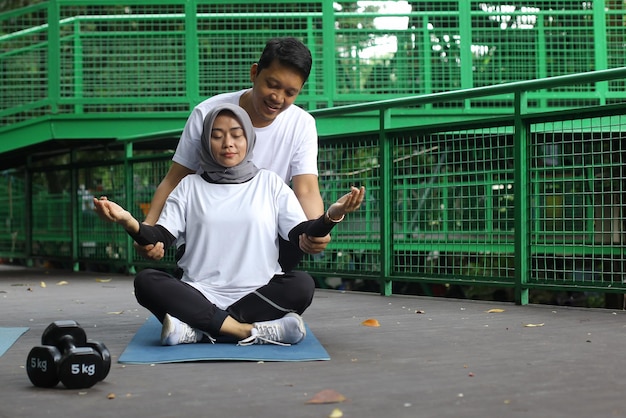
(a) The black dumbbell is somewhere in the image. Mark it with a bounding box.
[85,339,111,382]
[26,320,111,389]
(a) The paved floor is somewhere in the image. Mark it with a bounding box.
[1,265,625,418]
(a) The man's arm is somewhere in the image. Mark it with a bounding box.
[144,162,195,225]
[291,174,324,218]
[291,173,330,254]
[134,162,194,260]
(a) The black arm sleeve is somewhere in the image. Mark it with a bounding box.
[287,214,335,245]
[127,224,176,250]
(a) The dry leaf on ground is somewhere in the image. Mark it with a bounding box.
[486,308,505,313]
[524,323,545,327]
[329,408,344,418]
[305,389,347,404]
[361,318,380,327]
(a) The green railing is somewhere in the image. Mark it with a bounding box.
[0,2,624,306]
[2,1,626,154]
[306,67,626,304]
[1,68,624,305]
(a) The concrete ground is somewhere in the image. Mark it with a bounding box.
[1,265,625,418]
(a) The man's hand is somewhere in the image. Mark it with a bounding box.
[299,233,331,255]
[133,240,165,261]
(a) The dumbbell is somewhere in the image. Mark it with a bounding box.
[26,320,111,389]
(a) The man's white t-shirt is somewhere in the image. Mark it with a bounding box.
[173,90,318,183]
[157,170,307,310]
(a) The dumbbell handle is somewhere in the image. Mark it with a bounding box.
[58,335,79,353]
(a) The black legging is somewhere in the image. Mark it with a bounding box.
[134,268,315,337]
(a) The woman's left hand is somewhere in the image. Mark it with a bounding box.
[328,186,365,219]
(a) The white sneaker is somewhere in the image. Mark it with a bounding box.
[237,313,306,346]
[161,314,214,346]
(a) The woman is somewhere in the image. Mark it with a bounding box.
[94,103,364,346]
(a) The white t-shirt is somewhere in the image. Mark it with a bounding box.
[157,170,307,310]
[173,90,319,183]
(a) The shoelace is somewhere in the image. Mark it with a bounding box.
[179,324,201,344]
[201,332,217,344]
[178,325,216,344]
[237,324,291,346]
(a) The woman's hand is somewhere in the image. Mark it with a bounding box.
[92,197,139,234]
[327,186,365,221]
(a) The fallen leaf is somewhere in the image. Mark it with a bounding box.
[40,281,46,288]
[361,318,380,327]
[329,408,344,418]
[57,281,69,286]
[107,393,116,400]
[96,278,112,283]
[524,323,544,327]
[107,311,124,315]
[305,389,347,404]
[486,308,505,313]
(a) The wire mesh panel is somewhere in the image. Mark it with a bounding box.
[303,135,381,290]
[391,126,516,284]
[58,3,189,115]
[76,164,128,263]
[0,4,49,126]
[0,170,26,258]
[530,116,625,288]
[541,1,596,77]
[606,4,626,95]
[471,4,539,86]
[3,0,626,133]
[31,168,72,259]
[332,1,463,100]
[196,2,323,104]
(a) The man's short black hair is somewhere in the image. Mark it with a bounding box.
[257,37,313,83]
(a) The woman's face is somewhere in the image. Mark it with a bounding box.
[210,112,247,167]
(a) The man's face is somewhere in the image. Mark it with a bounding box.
[247,59,305,127]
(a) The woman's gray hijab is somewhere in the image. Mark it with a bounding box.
[200,103,259,184]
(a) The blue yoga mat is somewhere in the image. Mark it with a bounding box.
[0,327,29,358]
[118,316,330,364]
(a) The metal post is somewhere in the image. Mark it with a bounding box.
[48,0,61,114]
[513,91,529,305]
[379,108,393,296]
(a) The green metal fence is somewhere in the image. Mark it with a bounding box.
[304,68,626,304]
[2,0,626,149]
[1,68,624,306]
[0,1,624,306]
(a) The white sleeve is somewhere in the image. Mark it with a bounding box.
[289,113,319,178]
[172,107,204,172]
[275,177,308,240]
[156,179,188,239]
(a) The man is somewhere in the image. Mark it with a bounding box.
[139,37,330,270]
